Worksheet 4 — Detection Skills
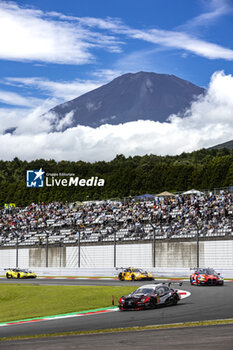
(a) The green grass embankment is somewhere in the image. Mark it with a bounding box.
[0,284,134,323]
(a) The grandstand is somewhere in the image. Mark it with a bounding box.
[0,192,232,248]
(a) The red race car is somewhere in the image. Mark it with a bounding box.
[190,268,224,286]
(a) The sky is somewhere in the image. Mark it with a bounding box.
[0,0,233,161]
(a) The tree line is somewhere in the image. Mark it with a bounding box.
[0,147,233,207]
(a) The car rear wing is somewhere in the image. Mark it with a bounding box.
[167,282,183,287]
[114,267,128,276]
[154,281,183,287]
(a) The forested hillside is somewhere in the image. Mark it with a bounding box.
[0,148,233,207]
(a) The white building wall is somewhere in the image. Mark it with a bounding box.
[204,240,233,268]
[66,246,78,268]
[80,245,113,267]
[0,249,16,267]
[116,243,152,267]
[18,248,29,268]
[66,245,114,268]
[0,248,29,268]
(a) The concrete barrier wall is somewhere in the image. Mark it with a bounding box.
[155,241,204,268]
[29,246,66,268]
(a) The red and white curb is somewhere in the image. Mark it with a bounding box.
[0,308,118,328]
[177,289,191,299]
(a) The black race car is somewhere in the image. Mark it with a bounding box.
[118,282,182,310]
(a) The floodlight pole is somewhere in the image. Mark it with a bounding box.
[196,224,199,269]
[16,234,19,268]
[46,231,49,268]
[150,223,156,268]
[113,227,116,268]
[59,240,62,268]
[78,232,81,268]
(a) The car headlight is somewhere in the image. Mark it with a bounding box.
[199,275,205,280]
[140,297,150,303]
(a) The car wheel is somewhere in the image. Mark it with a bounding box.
[195,280,199,286]
[6,273,11,279]
[165,296,178,306]
[131,274,135,281]
[190,278,193,285]
[17,273,20,279]
[165,297,176,306]
[118,273,124,281]
[149,298,157,309]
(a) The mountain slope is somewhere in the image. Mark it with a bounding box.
[49,71,205,128]
[209,140,233,150]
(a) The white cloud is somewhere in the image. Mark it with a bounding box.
[5,77,102,102]
[180,0,232,29]
[4,69,122,102]
[75,10,233,61]
[3,67,122,103]
[0,99,59,134]
[0,89,42,107]
[0,71,233,161]
[128,28,233,60]
[0,2,122,64]
[0,1,233,66]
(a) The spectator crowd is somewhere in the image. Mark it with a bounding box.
[0,192,232,246]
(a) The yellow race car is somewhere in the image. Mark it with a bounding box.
[5,268,37,279]
[118,267,154,281]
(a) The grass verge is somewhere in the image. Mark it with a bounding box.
[1,318,233,342]
[0,284,134,323]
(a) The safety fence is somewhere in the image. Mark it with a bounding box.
[1,238,233,271]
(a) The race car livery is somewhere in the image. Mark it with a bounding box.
[5,268,37,279]
[118,267,154,281]
[118,282,181,310]
[190,268,224,286]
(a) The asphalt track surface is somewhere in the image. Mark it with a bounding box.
[0,278,233,340]
[1,324,233,350]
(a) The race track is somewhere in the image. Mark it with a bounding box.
[1,324,233,350]
[0,279,233,339]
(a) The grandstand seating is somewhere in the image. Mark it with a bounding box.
[0,193,232,247]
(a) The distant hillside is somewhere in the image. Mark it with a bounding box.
[209,140,233,150]
[0,148,233,207]
[49,71,205,129]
